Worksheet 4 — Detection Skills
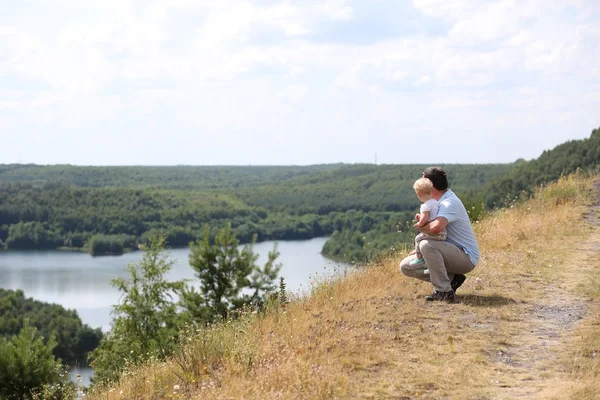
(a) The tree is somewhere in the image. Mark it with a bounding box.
[90,237,185,384]
[184,224,281,322]
[0,322,73,400]
[0,288,102,367]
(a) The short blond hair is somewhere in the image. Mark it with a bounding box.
[413,178,433,195]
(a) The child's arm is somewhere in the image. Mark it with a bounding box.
[417,211,430,227]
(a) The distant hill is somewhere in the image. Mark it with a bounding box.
[0,164,345,190]
[1,125,598,259]
[484,127,600,206]
[0,288,102,365]
[0,164,511,254]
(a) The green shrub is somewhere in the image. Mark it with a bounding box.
[0,322,74,400]
[87,234,137,256]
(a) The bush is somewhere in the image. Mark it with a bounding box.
[0,322,74,400]
[87,234,137,256]
[5,221,61,249]
[460,194,487,223]
[184,224,281,321]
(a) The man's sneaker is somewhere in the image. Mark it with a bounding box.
[425,290,456,303]
[451,274,466,292]
[409,258,425,266]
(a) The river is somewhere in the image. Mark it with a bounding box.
[0,237,345,386]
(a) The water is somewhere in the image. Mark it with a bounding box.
[0,237,345,386]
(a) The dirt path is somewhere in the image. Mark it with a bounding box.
[489,180,600,399]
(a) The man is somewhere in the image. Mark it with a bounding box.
[400,167,480,302]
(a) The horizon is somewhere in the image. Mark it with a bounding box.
[1,160,525,168]
[1,1,599,165]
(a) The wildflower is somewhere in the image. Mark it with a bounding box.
[173,385,180,391]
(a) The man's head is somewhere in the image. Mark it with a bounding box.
[422,167,448,199]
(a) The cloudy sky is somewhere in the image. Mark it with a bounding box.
[0,0,598,165]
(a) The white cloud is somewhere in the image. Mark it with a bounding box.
[0,0,598,165]
[412,0,471,19]
[277,84,308,101]
[447,1,523,45]
[414,75,431,86]
[320,0,353,21]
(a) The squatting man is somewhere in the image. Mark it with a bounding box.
[399,167,480,302]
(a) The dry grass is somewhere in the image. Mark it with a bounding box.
[88,174,600,400]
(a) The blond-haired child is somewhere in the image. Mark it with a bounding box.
[410,178,447,268]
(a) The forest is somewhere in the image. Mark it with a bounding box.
[0,127,598,261]
[0,163,511,258]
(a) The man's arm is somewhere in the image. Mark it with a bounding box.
[415,217,448,235]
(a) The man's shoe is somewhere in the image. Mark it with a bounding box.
[451,274,466,292]
[425,290,456,303]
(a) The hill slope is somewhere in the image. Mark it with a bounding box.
[484,127,600,206]
[88,173,600,399]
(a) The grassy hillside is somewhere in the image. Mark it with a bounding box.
[87,173,600,399]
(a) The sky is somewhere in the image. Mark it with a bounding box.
[0,0,599,166]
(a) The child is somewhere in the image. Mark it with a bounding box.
[410,178,447,268]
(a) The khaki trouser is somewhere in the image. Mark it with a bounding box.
[414,229,447,259]
[400,240,475,292]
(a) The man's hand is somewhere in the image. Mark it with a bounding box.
[415,213,420,221]
[418,217,448,235]
[409,249,416,256]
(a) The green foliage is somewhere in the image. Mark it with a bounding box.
[183,224,281,322]
[278,277,288,305]
[458,193,487,223]
[0,164,344,190]
[321,213,414,263]
[5,221,61,249]
[90,237,185,384]
[0,322,74,400]
[87,233,137,255]
[0,164,512,254]
[91,230,281,385]
[485,127,600,207]
[0,289,102,366]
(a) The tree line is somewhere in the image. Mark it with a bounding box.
[0,164,511,256]
[484,127,600,207]
[1,128,598,260]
